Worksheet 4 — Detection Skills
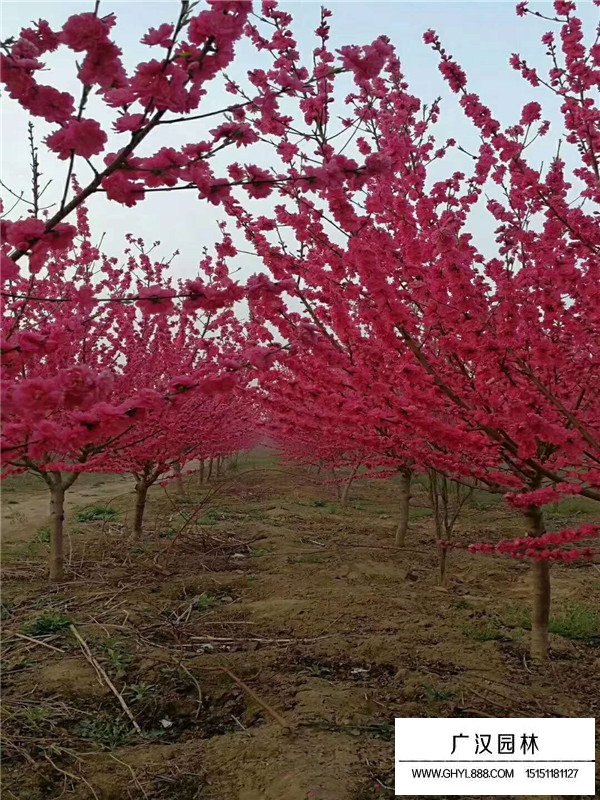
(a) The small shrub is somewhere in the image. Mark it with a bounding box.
[77,506,118,523]
[23,611,71,636]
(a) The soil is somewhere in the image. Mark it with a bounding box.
[1,453,599,799]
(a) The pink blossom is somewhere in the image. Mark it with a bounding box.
[46,118,107,159]
[5,218,45,250]
[136,285,176,313]
[102,173,145,207]
[61,12,111,52]
[141,24,174,47]
[520,101,541,125]
[113,113,145,133]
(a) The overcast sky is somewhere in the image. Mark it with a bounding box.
[2,1,597,281]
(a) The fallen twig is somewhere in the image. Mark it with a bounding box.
[44,753,100,800]
[12,633,64,653]
[179,662,203,719]
[199,665,290,728]
[69,624,142,735]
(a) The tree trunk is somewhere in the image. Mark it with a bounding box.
[524,503,550,661]
[49,483,66,582]
[173,463,184,496]
[199,459,205,485]
[439,545,448,586]
[207,458,213,481]
[340,465,359,508]
[395,467,412,546]
[133,482,149,540]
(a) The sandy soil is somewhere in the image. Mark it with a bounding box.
[1,457,599,799]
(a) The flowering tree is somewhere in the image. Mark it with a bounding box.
[2,0,598,654]
[1,201,249,578]
[93,309,258,540]
[260,340,418,525]
[234,0,600,659]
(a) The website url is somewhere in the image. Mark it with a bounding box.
[411,768,515,780]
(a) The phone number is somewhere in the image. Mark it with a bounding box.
[526,768,579,779]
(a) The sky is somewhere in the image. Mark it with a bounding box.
[1,1,598,282]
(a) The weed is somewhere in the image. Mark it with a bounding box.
[195,593,217,612]
[77,506,118,523]
[5,658,34,673]
[549,604,600,644]
[18,706,57,732]
[462,620,504,642]
[408,506,433,520]
[250,547,269,558]
[1,601,14,621]
[23,610,71,636]
[131,545,152,555]
[288,554,324,564]
[502,604,531,630]
[159,528,176,539]
[159,666,197,694]
[126,683,156,704]
[77,716,131,747]
[367,722,395,741]
[34,525,51,544]
[545,497,595,520]
[99,637,132,678]
[422,684,457,702]
[452,598,473,611]
[468,491,502,510]
[142,729,168,743]
[198,517,218,525]
[313,499,340,513]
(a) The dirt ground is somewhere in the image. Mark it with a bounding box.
[1,452,599,800]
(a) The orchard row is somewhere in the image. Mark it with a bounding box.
[1,0,598,662]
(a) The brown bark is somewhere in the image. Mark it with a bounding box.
[199,459,205,485]
[439,546,448,586]
[49,483,66,582]
[340,465,359,508]
[523,502,550,661]
[132,482,149,540]
[395,467,412,546]
[207,458,213,481]
[173,462,184,495]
